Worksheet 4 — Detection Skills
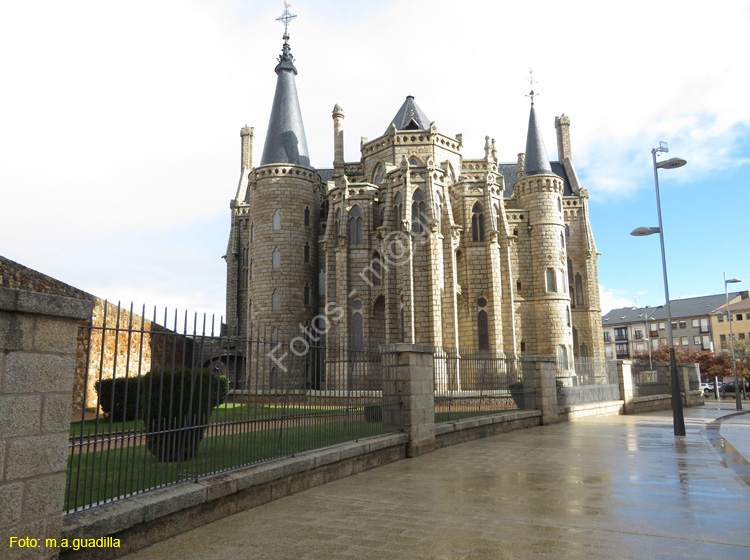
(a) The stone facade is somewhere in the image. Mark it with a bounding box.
[224,34,604,389]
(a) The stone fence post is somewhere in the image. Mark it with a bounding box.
[0,288,92,559]
[521,356,558,425]
[382,344,436,457]
[678,362,700,406]
[616,360,634,414]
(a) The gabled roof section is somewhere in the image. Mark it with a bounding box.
[522,103,553,177]
[385,96,431,134]
[260,35,311,167]
[602,292,746,323]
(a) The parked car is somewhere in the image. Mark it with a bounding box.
[701,383,717,397]
[720,381,750,399]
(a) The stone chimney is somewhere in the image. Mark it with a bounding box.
[240,126,253,171]
[332,104,345,167]
[555,115,571,161]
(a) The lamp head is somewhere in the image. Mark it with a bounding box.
[725,278,742,284]
[656,157,687,169]
[631,226,661,237]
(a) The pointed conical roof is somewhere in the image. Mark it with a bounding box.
[384,96,431,135]
[522,103,553,177]
[260,35,311,167]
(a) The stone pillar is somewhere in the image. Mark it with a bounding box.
[617,359,635,414]
[383,344,436,457]
[678,363,699,407]
[332,104,345,168]
[522,356,558,425]
[0,288,93,559]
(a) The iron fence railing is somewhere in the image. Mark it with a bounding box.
[66,304,396,514]
[631,361,671,397]
[433,349,535,422]
[556,357,620,406]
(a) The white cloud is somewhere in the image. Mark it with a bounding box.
[599,286,634,315]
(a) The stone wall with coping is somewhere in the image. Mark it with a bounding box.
[0,287,92,560]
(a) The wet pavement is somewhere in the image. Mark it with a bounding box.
[123,402,750,559]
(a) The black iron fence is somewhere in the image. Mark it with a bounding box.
[631,362,671,397]
[66,305,396,513]
[556,357,620,406]
[433,349,535,422]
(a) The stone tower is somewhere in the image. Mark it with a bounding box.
[225,30,320,387]
[513,100,574,364]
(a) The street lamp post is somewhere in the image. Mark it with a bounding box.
[724,274,742,410]
[631,142,687,436]
[638,306,660,370]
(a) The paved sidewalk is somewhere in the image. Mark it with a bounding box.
[123,405,750,560]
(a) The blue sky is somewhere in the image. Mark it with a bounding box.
[1,0,749,327]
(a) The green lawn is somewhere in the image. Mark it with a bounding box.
[69,403,355,438]
[65,415,383,512]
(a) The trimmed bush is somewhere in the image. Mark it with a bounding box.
[364,404,382,422]
[94,377,141,422]
[140,369,228,462]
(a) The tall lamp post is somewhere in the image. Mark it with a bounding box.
[637,306,660,370]
[631,142,687,436]
[724,274,742,410]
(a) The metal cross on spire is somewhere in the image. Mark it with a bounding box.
[526,68,539,105]
[276,1,297,38]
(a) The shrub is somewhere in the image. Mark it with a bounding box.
[94,377,141,422]
[140,369,228,462]
[364,404,382,422]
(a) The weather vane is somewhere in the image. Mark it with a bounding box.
[276,1,297,38]
[526,68,539,105]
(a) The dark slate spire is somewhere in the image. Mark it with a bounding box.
[260,29,311,167]
[385,96,431,134]
[522,101,553,177]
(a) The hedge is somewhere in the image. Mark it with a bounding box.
[93,377,141,422]
[140,369,228,462]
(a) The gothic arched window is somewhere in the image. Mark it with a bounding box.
[545,269,557,293]
[472,202,485,242]
[304,206,310,226]
[372,163,385,185]
[272,247,280,269]
[478,310,489,351]
[304,284,310,305]
[411,189,426,233]
[271,289,280,311]
[304,242,310,263]
[318,268,326,296]
[352,301,363,349]
[349,205,363,245]
[273,210,281,230]
[394,192,403,228]
[575,274,584,306]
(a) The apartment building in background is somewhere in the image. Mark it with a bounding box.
[601,292,748,359]
[710,293,750,352]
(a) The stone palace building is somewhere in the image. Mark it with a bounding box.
[224,27,604,382]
